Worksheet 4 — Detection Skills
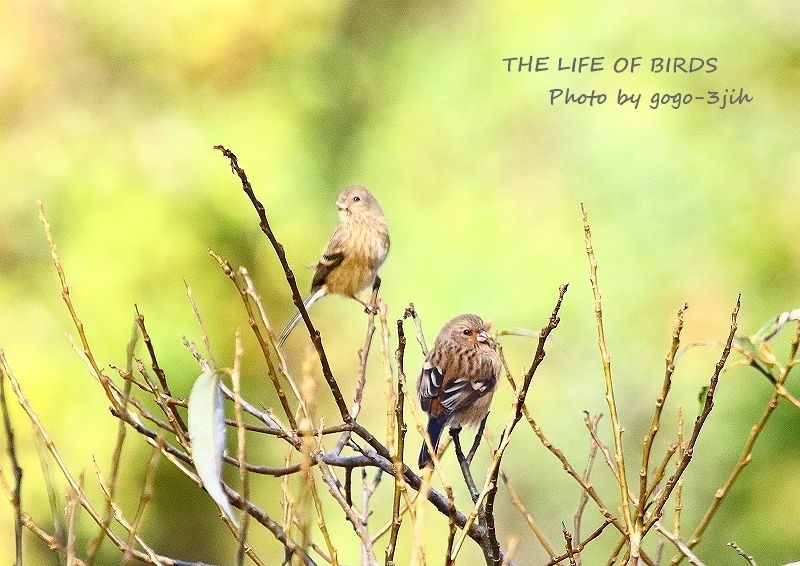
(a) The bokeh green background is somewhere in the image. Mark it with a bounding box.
[2,1,799,564]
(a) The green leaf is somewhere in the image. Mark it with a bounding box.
[732,336,758,362]
[188,370,238,527]
[697,385,709,412]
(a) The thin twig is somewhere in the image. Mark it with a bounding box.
[208,250,298,430]
[94,464,166,565]
[87,318,139,564]
[453,284,568,564]
[581,204,636,558]
[637,304,687,529]
[644,441,679,504]
[726,541,758,566]
[674,320,800,563]
[136,307,188,441]
[378,302,396,465]
[66,480,81,566]
[444,484,457,566]
[123,441,163,564]
[0,349,23,566]
[239,266,305,418]
[214,145,350,422]
[498,466,557,560]
[643,297,740,536]
[562,523,577,566]
[575,412,602,553]
[306,463,338,566]
[232,332,252,566]
[313,442,377,565]
[673,406,685,538]
[334,292,380,455]
[3,351,227,566]
[497,345,630,552]
[653,522,705,566]
[360,469,382,566]
[403,304,429,356]
[37,201,115,404]
[386,319,408,566]
[543,520,613,566]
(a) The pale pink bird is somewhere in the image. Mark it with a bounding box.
[278,185,390,346]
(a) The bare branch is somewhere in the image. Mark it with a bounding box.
[37,201,116,405]
[386,319,409,566]
[581,204,636,557]
[214,145,350,422]
[726,541,758,566]
[208,249,298,430]
[0,348,23,566]
[637,304,687,527]
[674,320,800,563]
[562,523,577,566]
[644,297,741,536]
[453,284,568,564]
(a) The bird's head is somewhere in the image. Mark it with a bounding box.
[336,185,384,219]
[444,314,494,350]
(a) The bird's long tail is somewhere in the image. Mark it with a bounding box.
[277,288,326,347]
[418,417,446,469]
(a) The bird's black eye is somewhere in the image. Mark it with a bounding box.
[353,196,361,202]
[463,329,471,335]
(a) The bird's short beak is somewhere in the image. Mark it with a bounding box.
[476,331,489,343]
[336,199,348,211]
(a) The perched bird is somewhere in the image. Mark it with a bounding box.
[278,185,390,346]
[417,313,501,468]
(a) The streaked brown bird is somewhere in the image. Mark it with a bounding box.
[417,313,501,468]
[278,185,390,346]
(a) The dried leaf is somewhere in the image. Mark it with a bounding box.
[497,327,539,339]
[757,342,777,366]
[188,370,238,527]
[751,308,800,343]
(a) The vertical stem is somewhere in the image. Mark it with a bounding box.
[386,320,408,566]
[581,205,636,554]
[638,304,687,525]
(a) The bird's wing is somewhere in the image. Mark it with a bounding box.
[418,360,496,417]
[310,226,346,290]
[439,374,497,415]
[310,252,344,290]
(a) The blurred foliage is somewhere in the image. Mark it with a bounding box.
[1,1,799,564]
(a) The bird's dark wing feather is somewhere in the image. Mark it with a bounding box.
[439,375,496,415]
[418,361,443,412]
[418,361,496,417]
[311,251,344,290]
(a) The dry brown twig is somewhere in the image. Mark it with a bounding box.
[87,317,139,565]
[213,145,351,424]
[637,304,687,529]
[385,319,408,566]
[575,412,602,554]
[672,320,800,564]
[562,522,578,566]
[2,351,220,566]
[451,283,568,564]
[0,347,23,566]
[208,249,298,430]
